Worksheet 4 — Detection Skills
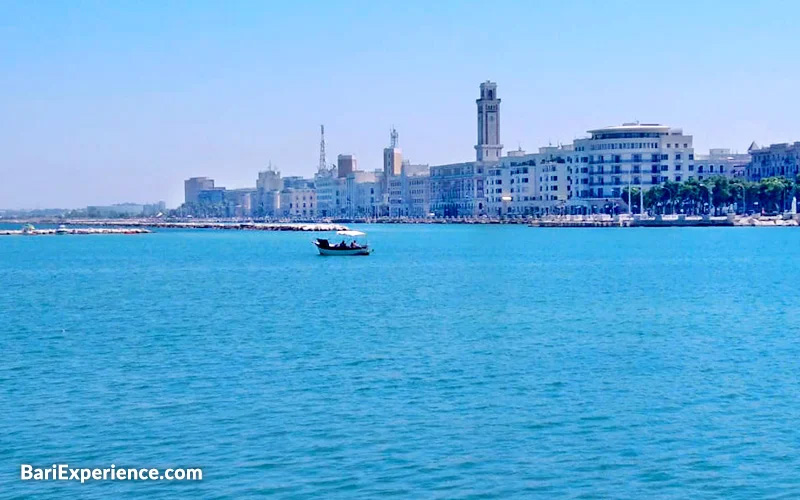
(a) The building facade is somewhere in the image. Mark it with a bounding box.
[388,163,431,217]
[184,177,215,205]
[430,162,487,216]
[747,142,800,181]
[693,148,750,180]
[280,188,316,218]
[572,124,695,204]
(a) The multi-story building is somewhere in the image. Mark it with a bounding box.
[197,187,226,205]
[256,168,282,191]
[486,146,574,216]
[184,177,215,205]
[256,168,283,217]
[344,171,382,217]
[224,188,256,217]
[693,148,749,180]
[430,162,488,217]
[314,167,341,217]
[279,188,316,218]
[388,163,431,217]
[747,142,800,181]
[573,123,694,199]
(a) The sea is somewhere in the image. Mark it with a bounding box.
[2,224,800,499]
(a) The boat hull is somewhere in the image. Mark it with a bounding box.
[316,246,371,256]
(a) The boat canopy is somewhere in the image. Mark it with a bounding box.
[336,230,366,237]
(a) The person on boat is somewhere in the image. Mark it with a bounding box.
[338,240,347,249]
[350,241,359,249]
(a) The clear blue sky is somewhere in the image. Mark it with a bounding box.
[2,0,799,208]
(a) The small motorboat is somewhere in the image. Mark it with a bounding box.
[314,230,372,256]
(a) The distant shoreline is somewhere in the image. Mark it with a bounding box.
[4,214,800,229]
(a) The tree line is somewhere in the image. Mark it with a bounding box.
[621,176,799,215]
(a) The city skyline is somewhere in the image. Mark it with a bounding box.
[3,1,800,209]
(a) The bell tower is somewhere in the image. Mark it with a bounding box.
[475,81,503,162]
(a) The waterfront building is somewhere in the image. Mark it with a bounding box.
[563,123,695,212]
[256,167,283,217]
[486,146,574,216]
[279,187,316,218]
[224,188,256,217]
[693,148,750,180]
[430,162,488,217]
[388,162,431,217]
[256,168,282,192]
[747,142,800,181]
[344,171,382,218]
[184,177,215,205]
[314,167,341,217]
[197,187,226,205]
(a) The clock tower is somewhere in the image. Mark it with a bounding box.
[475,81,503,162]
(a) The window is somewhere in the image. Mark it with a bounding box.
[689,164,694,171]
[675,153,682,160]
[675,175,682,182]
[661,165,668,171]
[675,164,682,171]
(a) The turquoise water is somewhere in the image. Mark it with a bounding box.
[2,225,800,498]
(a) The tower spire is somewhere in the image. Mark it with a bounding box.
[390,126,398,148]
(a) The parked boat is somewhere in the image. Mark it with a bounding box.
[314,230,372,256]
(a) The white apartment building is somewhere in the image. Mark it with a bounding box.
[572,123,694,204]
[486,146,574,216]
[693,148,749,180]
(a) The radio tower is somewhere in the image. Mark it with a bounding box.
[318,124,327,173]
[390,126,398,148]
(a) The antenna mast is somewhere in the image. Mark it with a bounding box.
[390,126,398,148]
